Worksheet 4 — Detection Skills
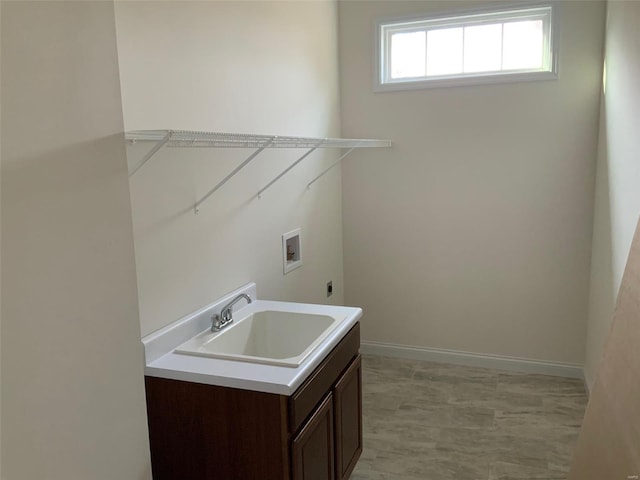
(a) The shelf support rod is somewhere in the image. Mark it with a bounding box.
[129,131,171,177]
[306,146,358,190]
[194,136,276,214]
[256,139,325,199]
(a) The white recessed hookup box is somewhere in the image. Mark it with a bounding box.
[282,228,302,274]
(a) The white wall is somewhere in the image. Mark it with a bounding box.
[1,2,151,478]
[584,1,640,389]
[0,3,2,475]
[339,0,605,364]
[114,1,344,336]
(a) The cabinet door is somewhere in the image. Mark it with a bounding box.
[333,355,363,480]
[292,394,335,480]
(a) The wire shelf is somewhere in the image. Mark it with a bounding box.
[125,129,392,213]
[126,129,391,149]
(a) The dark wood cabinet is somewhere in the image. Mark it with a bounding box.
[145,322,361,480]
[333,355,362,480]
[292,394,335,480]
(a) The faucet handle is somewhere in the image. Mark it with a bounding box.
[213,293,250,332]
[211,313,222,332]
[221,308,233,323]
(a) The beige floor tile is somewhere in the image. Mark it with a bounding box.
[352,355,586,480]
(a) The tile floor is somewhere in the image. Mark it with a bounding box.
[352,355,587,480]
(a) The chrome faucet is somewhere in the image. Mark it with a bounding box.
[211,293,252,332]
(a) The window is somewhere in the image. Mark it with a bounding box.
[377,5,557,90]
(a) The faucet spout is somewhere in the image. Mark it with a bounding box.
[212,293,252,332]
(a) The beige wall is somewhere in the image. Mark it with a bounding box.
[0,2,3,476]
[584,1,640,389]
[1,2,151,479]
[0,3,2,475]
[114,1,344,336]
[339,0,605,364]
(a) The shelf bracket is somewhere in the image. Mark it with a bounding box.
[194,136,276,214]
[306,146,358,190]
[129,131,171,177]
[256,139,325,199]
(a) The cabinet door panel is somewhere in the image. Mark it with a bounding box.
[291,323,360,433]
[334,355,362,480]
[292,394,335,480]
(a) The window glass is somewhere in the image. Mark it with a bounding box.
[426,27,463,76]
[503,20,544,70]
[463,24,503,73]
[391,31,426,79]
[378,5,555,89]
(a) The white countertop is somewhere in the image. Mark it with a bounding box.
[142,284,362,395]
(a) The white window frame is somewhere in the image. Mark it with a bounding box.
[375,3,559,92]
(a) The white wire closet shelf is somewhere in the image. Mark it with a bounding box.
[126,129,391,149]
[126,129,392,213]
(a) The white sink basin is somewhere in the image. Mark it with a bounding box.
[175,309,343,367]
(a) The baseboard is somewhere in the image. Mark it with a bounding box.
[361,341,584,379]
